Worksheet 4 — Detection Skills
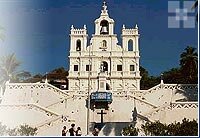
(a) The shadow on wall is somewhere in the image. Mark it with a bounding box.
[89,121,137,136]
[88,106,138,136]
[174,84,198,102]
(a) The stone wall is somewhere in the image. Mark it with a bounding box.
[0,82,198,136]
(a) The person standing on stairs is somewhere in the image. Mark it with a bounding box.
[62,126,67,136]
[92,125,100,136]
[75,127,82,136]
[69,123,76,136]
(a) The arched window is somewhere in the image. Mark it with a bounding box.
[128,39,133,51]
[100,61,108,72]
[76,40,81,51]
[100,20,109,35]
[102,40,107,48]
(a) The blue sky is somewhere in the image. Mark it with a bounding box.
[0,0,198,76]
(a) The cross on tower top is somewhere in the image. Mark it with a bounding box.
[102,1,107,11]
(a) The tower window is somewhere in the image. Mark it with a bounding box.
[130,65,135,71]
[86,65,92,71]
[100,20,109,35]
[117,65,122,71]
[74,65,78,71]
[100,40,107,50]
[76,40,81,51]
[128,39,133,51]
[102,40,107,48]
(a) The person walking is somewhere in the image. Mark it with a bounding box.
[69,124,76,136]
[92,125,99,136]
[62,126,67,136]
[75,127,82,136]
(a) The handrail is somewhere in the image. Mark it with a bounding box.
[129,95,158,108]
[143,102,198,119]
[0,103,60,116]
[5,82,197,96]
[143,103,170,118]
[170,102,198,109]
[5,82,71,97]
[34,115,62,128]
[45,83,70,97]
[137,113,153,122]
[31,103,60,116]
[147,84,161,92]
[45,96,73,108]
[172,101,198,104]
[45,100,64,108]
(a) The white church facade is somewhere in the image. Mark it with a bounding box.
[0,2,198,136]
[68,2,141,93]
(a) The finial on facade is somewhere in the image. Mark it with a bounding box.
[135,24,138,29]
[160,73,164,85]
[45,72,48,84]
[122,24,125,29]
[102,0,107,11]
[71,25,74,30]
[5,80,10,84]
[83,25,86,29]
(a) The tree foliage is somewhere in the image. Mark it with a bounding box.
[141,118,198,136]
[0,53,20,84]
[23,73,43,83]
[47,67,68,80]
[16,71,32,82]
[121,124,139,136]
[141,121,168,136]
[140,66,160,90]
[0,122,7,136]
[7,128,18,136]
[17,124,37,136]
[140,46,198,89]
[0,53,21,95]
[163,46,197,84]
[0,123,37,136]
[180,46,198,83]
[162,68,183,83]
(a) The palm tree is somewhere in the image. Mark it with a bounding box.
[180,46,198,83]
[16,71,32,82]
[0,53,20,94]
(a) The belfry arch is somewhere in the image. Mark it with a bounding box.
[76,39,81,51]
[100,20,109,34]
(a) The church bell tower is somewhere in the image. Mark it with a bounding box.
[68,1,141,94]
[94,1,114,36]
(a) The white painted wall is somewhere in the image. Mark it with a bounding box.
[0,82,197,136]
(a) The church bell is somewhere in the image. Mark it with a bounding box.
[101,26,108,34]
